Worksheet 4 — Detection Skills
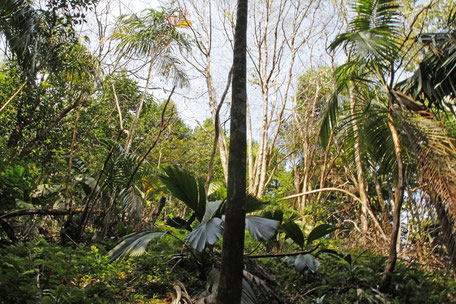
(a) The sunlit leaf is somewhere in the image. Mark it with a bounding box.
[186,218,223,252]
[108,230,166,262]
[245,216,280,241]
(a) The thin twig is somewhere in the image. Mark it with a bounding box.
[126,86,176,189]
[0,81,26,113]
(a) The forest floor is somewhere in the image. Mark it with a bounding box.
[1,231,455,304]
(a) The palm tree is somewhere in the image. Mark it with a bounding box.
[328,0,411,290]
[395,11,456,270]
[111,7,191,153]
[216,0,248,303]
[329,0,456,290]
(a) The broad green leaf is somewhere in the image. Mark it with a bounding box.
[202,201,223,223]
[185,201,223,251]
[281,219,304,249]
[261,210,283,223]
[165,217,189,230]
[159,166,206,221]
[307,224,338,246]
[245,195,266,213]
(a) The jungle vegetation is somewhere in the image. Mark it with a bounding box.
[1,0,456,303]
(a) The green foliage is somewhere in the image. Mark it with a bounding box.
[307,224,339,247]
[111,6,191,88]
[0,237,455,303]
[159,165,206,221]
[0,237,202,303]
[280,219,305,249]
[0,164,32,210]
[259,247,456,303]
[108,168,280,258]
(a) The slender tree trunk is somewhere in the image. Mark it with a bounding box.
[205,70,232,190]
[349,85,369,232]
[216,0,247,302]
[380,106,405,291]
[247,101,254,188]
[64,105,82,218]
[317,130,334,202]
[124,60,154,153]
[206,63,230,184]
[250,97,269,196]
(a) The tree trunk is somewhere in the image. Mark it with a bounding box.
[247,101,254,188]
[380,106,405,291]
[206,63,230,184]
[317,130,334,202]
[349,85,369,232]
[124,59,154,153]
[216,0,248,302]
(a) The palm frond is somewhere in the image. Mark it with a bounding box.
[329,0,400,64]
[111,7,191,88]
[108,230,166,262]
[159,165,206,221]
[395,110,456,268]
[118,186,144,222]
[318,90,341,147]
[157,53,189,88]
[397,30,456,113]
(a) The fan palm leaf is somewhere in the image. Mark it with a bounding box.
[159,165,206,221]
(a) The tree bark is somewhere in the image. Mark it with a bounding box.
[124,59,154,153]
[206,63,230,183]
[216,0,248,302]
[349,85,369,232]
[380,106,405,291]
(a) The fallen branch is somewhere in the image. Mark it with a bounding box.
[0,209,86,219]
[281,188,388,241]
[280,187,361,203]
[245,245,319,258]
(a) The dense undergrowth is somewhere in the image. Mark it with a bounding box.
[1,234,454,304]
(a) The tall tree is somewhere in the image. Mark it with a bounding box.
[216,0,248,302]
[246,0,332,199]
[110,7,190,153]
[328,0,456,290]
[176,0,231,184]
[0,0,95,151]
[328,0,408,290]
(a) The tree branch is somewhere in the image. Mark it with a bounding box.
[245,245,320,258]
